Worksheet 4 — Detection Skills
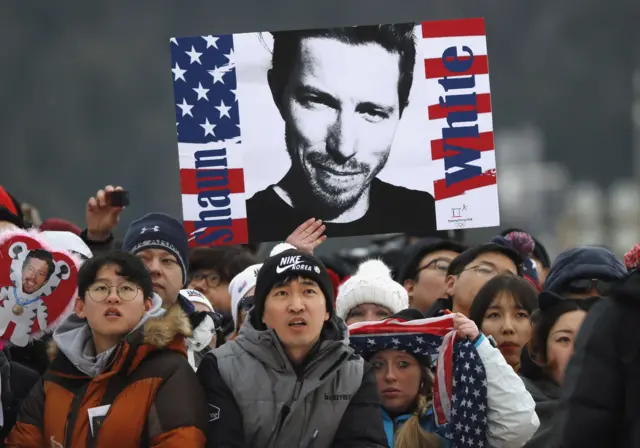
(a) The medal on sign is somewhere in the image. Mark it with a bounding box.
[12,304,24,316]
[10,290,41,317]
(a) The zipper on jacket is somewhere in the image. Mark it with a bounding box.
[269,377,303,446]
[292,379,302,401]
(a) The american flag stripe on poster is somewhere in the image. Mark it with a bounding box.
[170,35,248,246]
[421,18,499,231]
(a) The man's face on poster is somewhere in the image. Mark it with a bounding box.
[22,257,49,294]
[275,37,403,209]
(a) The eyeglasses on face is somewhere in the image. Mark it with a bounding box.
[415,258,450,277]
[188,271,221,288]
[462,264,513,278]
[565,278,613,296]
[86,281,141,302]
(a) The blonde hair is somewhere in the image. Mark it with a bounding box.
[394,367,443,448]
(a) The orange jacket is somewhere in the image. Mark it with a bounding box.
[5,305,208,447]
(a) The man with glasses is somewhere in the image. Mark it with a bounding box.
[543,246,627,298]
[6,251,207,447]
[425,243,523,318]
[397,239,467,314]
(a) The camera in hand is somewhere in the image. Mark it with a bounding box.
[106,190,130,207]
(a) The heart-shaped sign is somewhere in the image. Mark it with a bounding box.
[0,229,80,346]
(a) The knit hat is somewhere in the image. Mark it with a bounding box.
[123,213,189,284]
[40,231,93,261]
[501,227,551,268]
[336,259,409,320]
[0,186,24,229]
[180,288,214,312]
[251,249,334,330]
[229,263,262,330]
[491,232,540,289]
[40,218,82,236]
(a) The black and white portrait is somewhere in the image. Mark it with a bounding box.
[240,23,438,243]
[170,19,499,245]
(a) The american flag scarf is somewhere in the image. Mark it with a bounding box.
[349,314,488,447]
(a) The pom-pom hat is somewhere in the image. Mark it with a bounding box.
[336,259,409,320]
[491,231,540,289]
[624,243,640,271]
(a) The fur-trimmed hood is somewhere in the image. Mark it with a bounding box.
[52,294,191,378]
[143,302,192,348]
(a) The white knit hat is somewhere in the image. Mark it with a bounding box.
[180,288,214,313]
[227,242,300,330]
[229,263,262,330]
[336,259,408,320]
[39,231,93,261]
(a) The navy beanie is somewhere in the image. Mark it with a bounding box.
[123,213,189,285]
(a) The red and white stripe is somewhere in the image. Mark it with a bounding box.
[178,140,248,246]
[419,18,496,201]
[349,315,458,425]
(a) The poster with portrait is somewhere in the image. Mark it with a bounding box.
[170,18,499,245]
[0,229,80,346]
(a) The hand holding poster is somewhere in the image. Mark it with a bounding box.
[0,229,80,346]
[171,18,499,245]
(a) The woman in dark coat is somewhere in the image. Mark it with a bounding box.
[519,292,600,447]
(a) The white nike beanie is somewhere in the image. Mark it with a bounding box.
[336,259,408,321]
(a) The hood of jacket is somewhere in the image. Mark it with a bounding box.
[52,293,190,378]
[521,375,561,404]
[234,310,352,375]
[544,246,627,293]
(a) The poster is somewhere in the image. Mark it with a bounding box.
[171,17,499,245]
[0,229,80,346]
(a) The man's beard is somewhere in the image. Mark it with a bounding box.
[22,283,38,294]
[283,129,387,220]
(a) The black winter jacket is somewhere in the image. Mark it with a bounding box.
[555,270,640,447]
[0,348,40,442]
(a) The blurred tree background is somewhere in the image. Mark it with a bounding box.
[0,0,636,255]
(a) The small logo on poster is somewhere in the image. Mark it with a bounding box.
[448,204,471,227]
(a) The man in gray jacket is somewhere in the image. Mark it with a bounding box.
[197,249,388,448]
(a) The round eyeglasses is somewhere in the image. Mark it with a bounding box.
[188,272,221,289]
[415,258,451,277]
[86,281,141,302]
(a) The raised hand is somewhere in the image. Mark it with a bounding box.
[453,313,480,341]
[85,185,125,242]
[285,218,327,254]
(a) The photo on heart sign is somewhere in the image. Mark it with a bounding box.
[0,229,80,346]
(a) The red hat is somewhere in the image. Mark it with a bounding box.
[326,268,341,305]
[0,186,24,228]
[39,218,82,236]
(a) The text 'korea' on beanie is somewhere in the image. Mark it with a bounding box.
[251,249,334,330]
